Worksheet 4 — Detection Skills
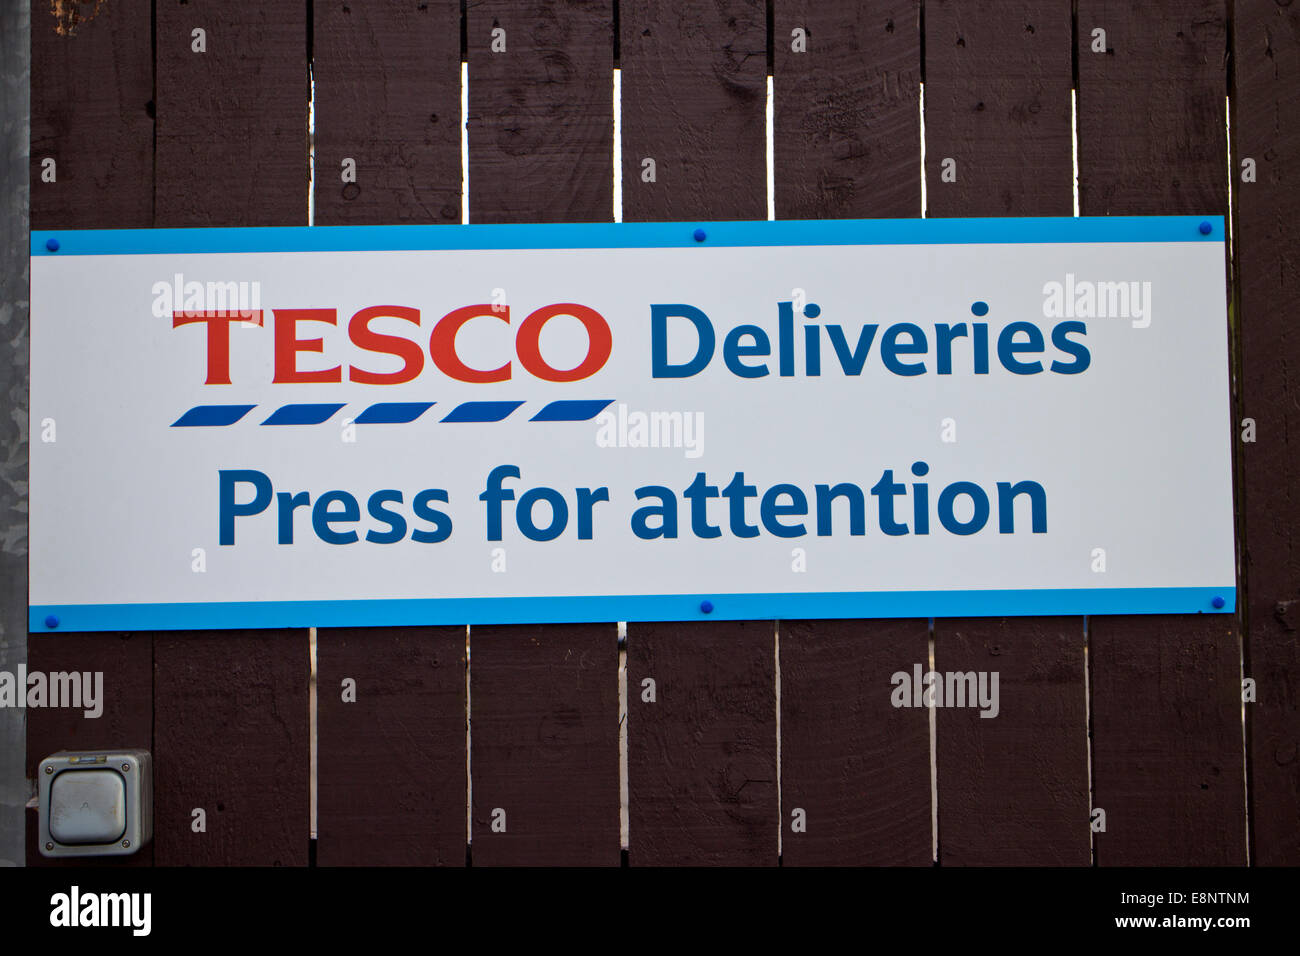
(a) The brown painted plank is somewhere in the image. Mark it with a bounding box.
[29,0,153,229]
[1090,618,1245,864]
[25,633,154,866]
[1231,0,1300,866]
[627,620,777,865]
[771,1,929,868]
[470,624,619,866]
[779,619,931,865]
[313,0,462,226]
[465,8,619,863]
[934,619,1090,865]
[773,1,920,220]
[1077,0,1245,866]
[153,632,309,866]
[467,0,614,223]
[316,627,467,866]
[924,1,1087,865]
[924,0,1073,218]
[620,0,767,222]
[152,3,311,866]
[25,634,153,779]
[311,2,469,868]
[26,5,155,865]
[1076,0,1227,216]
[620,0,776,865]
[155,0,309,226]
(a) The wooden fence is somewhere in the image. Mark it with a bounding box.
[18,0,1299,866]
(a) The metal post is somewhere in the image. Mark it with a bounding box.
[0,0,31,867]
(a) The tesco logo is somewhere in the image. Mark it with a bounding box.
[172,302,613,385]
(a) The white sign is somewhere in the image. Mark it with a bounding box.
[29,218,1235,631]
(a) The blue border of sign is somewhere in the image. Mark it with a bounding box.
[29,215,1232,631]
[30,215,1224,256]
[31,588,1234,632]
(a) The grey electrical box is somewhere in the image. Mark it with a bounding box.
[38,750,152,858]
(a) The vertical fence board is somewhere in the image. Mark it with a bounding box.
[935,620,1090,864]
[467,0,613,223]
[470,624,619,866]
[466,3,619,865]
[924,0,1073,217]
[1231,0,1300,866]
[26,4,155,865]
[25,634,153,778]
[1078,0,1245,866]
[1090,618,1244,863]
[1076,0,1227,216]
[313,0,462,226]
[155,0,309,226]
[310,1,470,868]
[628,621,777,865]
[772,0,929,867]
[924,1,1088,865]
[29,0,153,228]
[152,1,311,866]
[25,633,154,866]
[621,0,776,865]
[772,0,921,220]
[316,627,467,865]
[153,633,308,866]
[620,0,767,222]
[779,620,931,865]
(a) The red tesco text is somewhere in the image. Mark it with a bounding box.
[172,303,613,385]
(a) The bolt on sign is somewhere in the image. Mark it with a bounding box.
[28,217,1234,631]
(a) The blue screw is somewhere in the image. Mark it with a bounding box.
[700,600,714,614]
[1211,595,1225,609]
[1199,220,1213,235]
[693,228,707,242]
[971,300,989,316]
[45,238,59,252]
[44,615,59,629]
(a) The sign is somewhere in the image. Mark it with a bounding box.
[28,217,1235,631]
